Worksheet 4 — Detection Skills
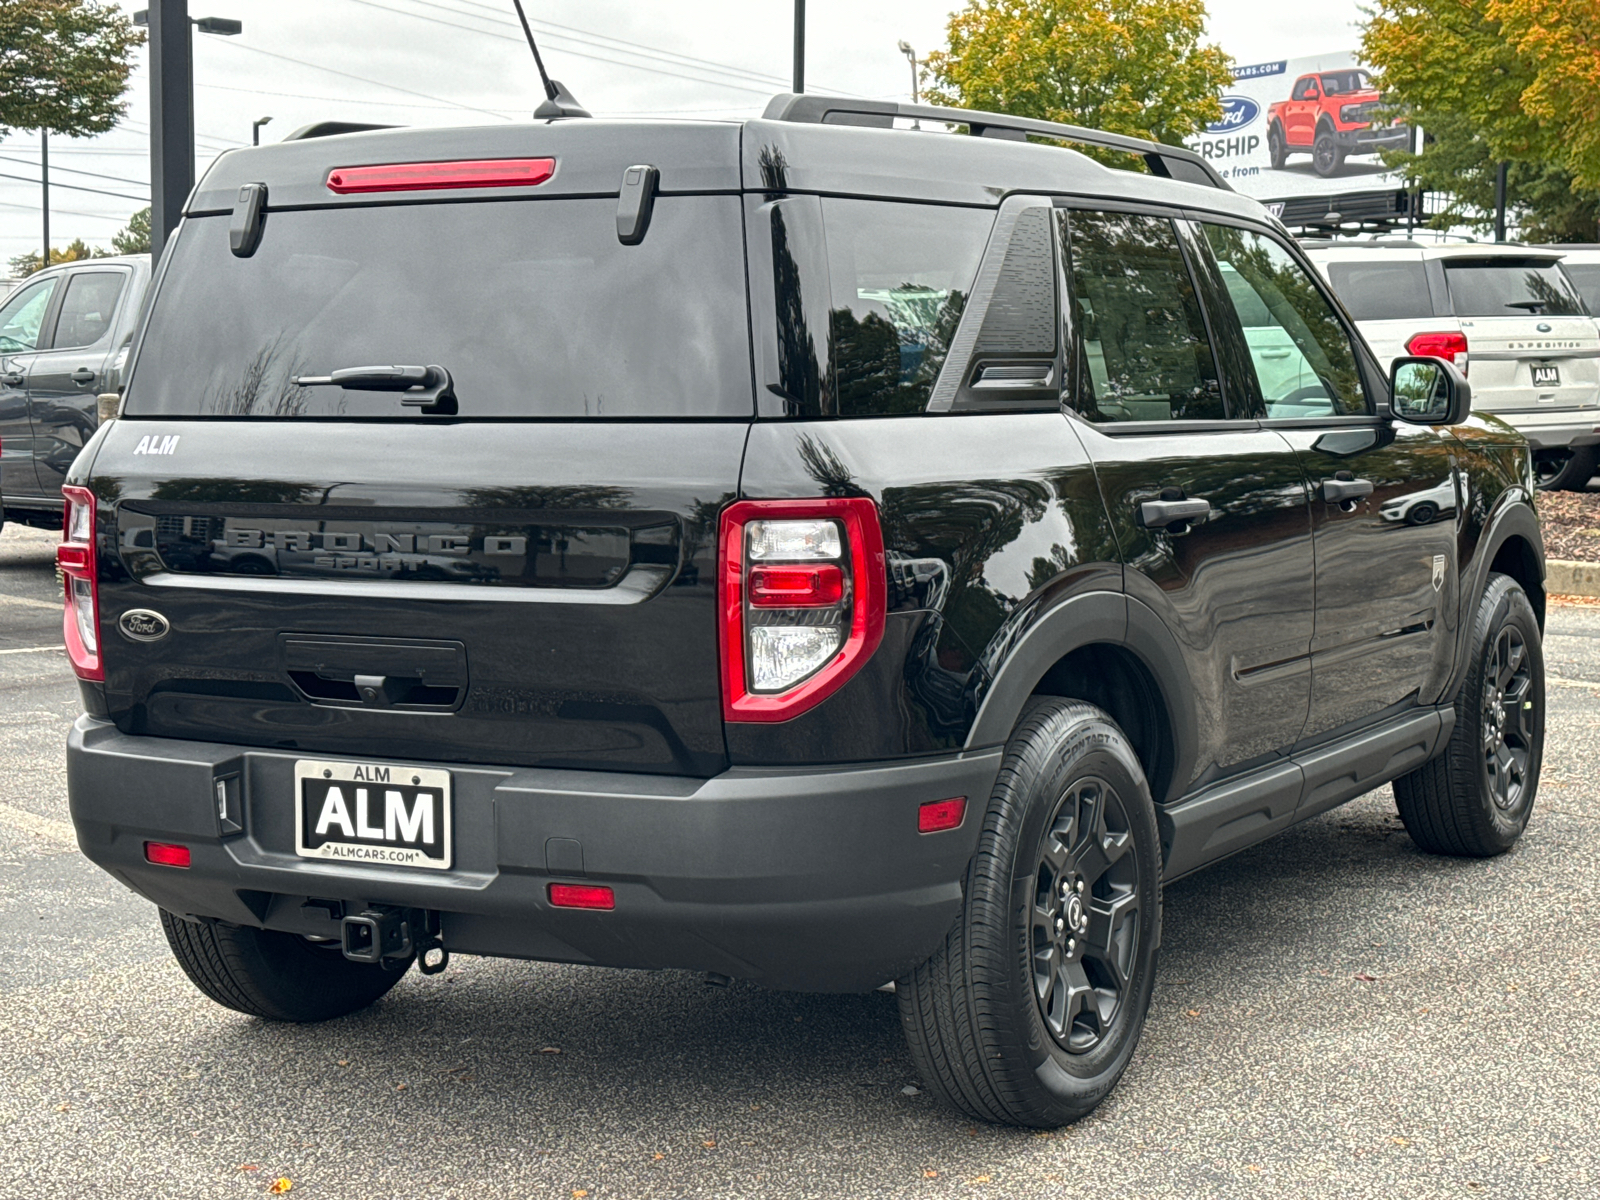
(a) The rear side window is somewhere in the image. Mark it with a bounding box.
[823,199,990,416]
[126,197,752,419]
[1443,258,1587,318]
[1063,211,1224,422]
[51,271,127,349]
[1561,263,1600,313]
[1324,260,1433,321]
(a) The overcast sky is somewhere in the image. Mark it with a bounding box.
[0,0,1370,261]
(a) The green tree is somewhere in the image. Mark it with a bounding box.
[111,205,151,255]
[0,0,143,138]
[1362,0,1600,240]
[924,0,1232,151]
[8,236,108,277]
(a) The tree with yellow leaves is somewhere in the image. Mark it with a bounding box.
[923,0,1233,149]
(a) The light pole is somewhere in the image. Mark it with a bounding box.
[898,41,919,104]
[133,6,242,260]
[252,116,272,146]
[793,0,805,94]
[40,130,48,272]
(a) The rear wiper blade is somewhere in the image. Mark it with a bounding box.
[1503,301,1548,312]
[292,364,456,414]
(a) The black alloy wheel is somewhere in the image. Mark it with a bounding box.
[1031,777,1143,1055]
[1406,501,1439,526]
[1313,131,1343,177]
[1533,445,1598,492]
[1481,624,1535,812]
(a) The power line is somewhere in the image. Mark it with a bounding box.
[0,171,147,202]
[0,154,149,191]
[0,199,128,223]
[198,80,520,114]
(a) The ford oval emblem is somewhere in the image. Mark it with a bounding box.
[1206,95,1260,134]
[118,609,170,642]
[1536,322,1552,332]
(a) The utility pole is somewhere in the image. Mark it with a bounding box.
[1494,162,1508,243]
[41,130,49,272]
[793,0,805,93]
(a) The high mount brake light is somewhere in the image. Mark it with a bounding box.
[1406,331,1469,365]
[325,157,556,194]
[58,486,102,682]
[719,498,886,723]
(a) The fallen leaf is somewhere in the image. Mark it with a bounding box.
[337,1060,349,1067]
[652,1153,665,1161]
[703,1140,716,1149]
[1247,1165,1261,1172]
[54,1103,69,1113]
[395,1083,407,1091]
[1467,1184,1484,1191]
[1391,1136,1411,1147]
[238,1164,259,1173]
[923,1169,938,1178]
[540,1046,562,1055]
[572,1191,588,1198]
[968,1175,991,1185]
[268,1180,292,1196]
[1186,1009,1201,1017]
[1355,973,1379,982]
[1032,1131,1051,1138]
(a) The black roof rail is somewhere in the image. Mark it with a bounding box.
[284,121,401,142]
[761,93,1229,191]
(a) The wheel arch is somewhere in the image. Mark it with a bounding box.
[965,592,1198,805]
[1445,498,1545,701]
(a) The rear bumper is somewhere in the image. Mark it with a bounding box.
[66,716,999,992]
[1482,411,1600,449]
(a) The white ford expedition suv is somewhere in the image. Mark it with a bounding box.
[1304,239,1600,490]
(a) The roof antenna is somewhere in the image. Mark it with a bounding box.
[509,0,590,119]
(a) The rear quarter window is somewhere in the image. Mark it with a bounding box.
[1323,260,1433,321]
[126,196,753,419]
[1562,263,1600,313]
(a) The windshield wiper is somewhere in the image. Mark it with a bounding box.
[292,363,457,414]
[1503,301,1549,312]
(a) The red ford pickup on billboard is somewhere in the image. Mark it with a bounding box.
[1267,68,1410,178]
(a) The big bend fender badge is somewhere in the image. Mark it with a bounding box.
[118,609,171,642]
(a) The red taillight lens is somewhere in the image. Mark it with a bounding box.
[719,497,887,723]
[58,485,102,682]
[548,883,615,910]
[1406,331,1469,364]
[144,841,191,868]
[918,797,968,834]
[748,564,845,608]
[326,157,556,194]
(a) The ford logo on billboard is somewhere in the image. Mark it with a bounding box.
[1207,96,1260,133]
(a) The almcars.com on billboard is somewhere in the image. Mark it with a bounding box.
[1186,51,1411,202]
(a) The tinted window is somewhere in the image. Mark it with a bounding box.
[823,199,990,416]
[1557,263,1600,313]
[1292,78,1318,100]
[1324,260,1433,321]
[1203,224,1368,417]
[127,197,752,419]
[1319,70,1370,95]
[51,271,126,349]
[0,276,58,352]
[1443,258,1587,318]
[1065,211,1224,422]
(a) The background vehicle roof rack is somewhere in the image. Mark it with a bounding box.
[762,93,1228,191]
[284,121,402,142]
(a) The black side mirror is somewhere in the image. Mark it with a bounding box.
[1390,355,1471,426]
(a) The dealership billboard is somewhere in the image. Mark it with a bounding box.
[1185,50,1412,203]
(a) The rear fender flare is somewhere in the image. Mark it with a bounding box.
[964,590,1199,804]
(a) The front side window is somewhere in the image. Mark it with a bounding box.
[52,271,127,349]
[1443,258,1588,318]
[1064,211,1224,422]
[822,198,990,416]
[0,277,58,352]
[1202,224,1369,418]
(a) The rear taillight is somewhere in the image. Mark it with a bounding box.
[1406,331,1469,366]
[58,486,102,682]
[719,498,886,723]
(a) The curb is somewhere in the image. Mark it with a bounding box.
[1548,559,1600,598]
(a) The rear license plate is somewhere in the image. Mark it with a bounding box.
[1532,363,1561,387]
[295,759,452,870]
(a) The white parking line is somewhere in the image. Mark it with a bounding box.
[0,646,63,656]
[0,802,77,846]
[0,594,62,612]
[1549,674,1600,690]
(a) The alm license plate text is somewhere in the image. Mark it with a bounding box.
[1532,363,1561,388]
[295,760,453,870]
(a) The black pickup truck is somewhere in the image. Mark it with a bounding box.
[61,95,1546,1127]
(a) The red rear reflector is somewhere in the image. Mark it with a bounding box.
[548,883,615,910]
[326,157,556,194]
[1405,331,1469,364]
[56,545,89,571]
[918,797,967,834]
[144,841,191,868]
[747,563,845,608]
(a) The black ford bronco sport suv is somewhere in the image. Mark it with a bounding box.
[63,94,1547,1128]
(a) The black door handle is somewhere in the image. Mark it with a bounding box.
[70,368,97,385]
[1139,498,1212,528]
[1322,477,1374,503]
[0,372,23,387]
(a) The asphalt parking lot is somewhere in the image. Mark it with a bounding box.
[2,520,1598,1200]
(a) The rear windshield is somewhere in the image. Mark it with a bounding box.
[1564,263,1600,313]
[126,196,753,419]
[1324,260,1433,321]
[1442,257,1588,318]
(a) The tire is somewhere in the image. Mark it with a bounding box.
[1268,122,1287,170]
[897,699,1163,1127]
[160,909,410,1021]
[1313,129,1344,177]
[1405,501,1439,526]
[1533,445,1597,492]
[1393,572,1544,857]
